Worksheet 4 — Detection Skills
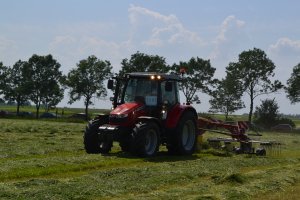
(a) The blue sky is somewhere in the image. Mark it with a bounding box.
[1,0,300,114]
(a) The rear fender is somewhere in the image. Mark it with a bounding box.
[165,104,198,129]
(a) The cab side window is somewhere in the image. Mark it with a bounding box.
[161,81,177,105]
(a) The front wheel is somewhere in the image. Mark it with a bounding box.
[167,112,197,155]
[119,133,132,152]
[131,122,160,157]
[84,118,112,154]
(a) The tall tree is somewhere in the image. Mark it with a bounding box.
[172,57,216,104]
[119,52,170,76]
[25,54,64,118]
[3,60,31,114]
[65,55,112,119]
[209,73,245,120]
[286,63,300,104]
[226,48,283,122]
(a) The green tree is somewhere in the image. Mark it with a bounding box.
[25,54,64,118]
[209,73,245,120]
[0,62,9,101]
[42,78,65,112]
[286,63,300,104]
[119,52,170,76]
[3,60,31,114]
[172,57,216,104]
[254,98,279,129]
[65,55,112,119]
[226,48,283,122]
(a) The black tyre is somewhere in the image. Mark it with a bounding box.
[131,122,160,157]
[119,133,132,152]
[84,118,112,154]
[256,148,266,156]
[167,111,197,155]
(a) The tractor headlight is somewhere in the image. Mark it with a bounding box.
[118,113,128,118]
[161,110,167,119]
[109,113,129,123]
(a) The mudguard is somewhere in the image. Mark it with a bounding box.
[165,104,198,129]
[137,116,162,130]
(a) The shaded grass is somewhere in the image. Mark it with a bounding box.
[0,118,300,199]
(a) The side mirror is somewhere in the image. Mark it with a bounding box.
[165,82,173,92]
[107,79,114,90]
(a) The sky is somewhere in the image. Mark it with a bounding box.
[1,0,300,114]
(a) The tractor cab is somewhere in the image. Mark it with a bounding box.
[108,73,181,121]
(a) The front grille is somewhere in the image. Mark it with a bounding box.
[109,115,127,123]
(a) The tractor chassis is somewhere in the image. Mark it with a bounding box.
[98,124,131,143]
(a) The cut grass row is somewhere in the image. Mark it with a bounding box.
[0,118,300,199]
[1,154,299,199]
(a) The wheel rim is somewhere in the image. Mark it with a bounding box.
[144,129,158,155]
[99,142,110,150]
[100,142,106,149]
[182,120,196,150]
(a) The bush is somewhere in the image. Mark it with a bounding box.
[276,117,296,128]
[255,117,296,130]
[254,98,279,129]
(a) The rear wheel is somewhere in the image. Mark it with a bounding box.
[84,117,112,154]
[131,122,160,157]
[167,112,197,155]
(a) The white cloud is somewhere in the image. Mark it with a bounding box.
[129,4,178,25]
[267,37,300,82]
[142,38,163,47]
[128,4,203,47]
[210,15,246,60]
[215,15,245,44]
[268,37,300,54]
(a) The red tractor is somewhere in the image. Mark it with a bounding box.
[84,72,198,157]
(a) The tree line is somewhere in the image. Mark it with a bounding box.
[0,48,299,122]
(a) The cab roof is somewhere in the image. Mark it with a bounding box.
[125,72,182,81]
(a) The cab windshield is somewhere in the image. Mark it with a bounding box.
[124,79,158,106]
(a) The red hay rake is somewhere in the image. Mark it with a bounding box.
[197,117,281,156]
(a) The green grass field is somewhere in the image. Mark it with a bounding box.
[0,118,300,200]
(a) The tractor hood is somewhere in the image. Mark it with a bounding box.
[109,102,146,126]
[110,102,145,115]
